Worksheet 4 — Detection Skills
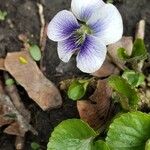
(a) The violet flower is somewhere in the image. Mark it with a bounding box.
[47,0,123,73]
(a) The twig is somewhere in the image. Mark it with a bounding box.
[4,72,31,122]
[18,34,30,51]
[37,3,47,72]
[15,136,25,150]
[39,24,47,73]
[37,3,45,48]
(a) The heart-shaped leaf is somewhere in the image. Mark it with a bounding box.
[108,75,139,110]
[106,112,150,150]
[47,119,100,150]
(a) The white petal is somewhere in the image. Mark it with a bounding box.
[71,0,105,21]
[47,10,80,42]
[57,35,79,62]
[76,36,106,73]
[87,4,123,45]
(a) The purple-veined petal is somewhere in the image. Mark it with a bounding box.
[87,4,123,45]
[57,34,79,62]
[71,0,105,22]
[47,10,80,42]
[76,35,106,73]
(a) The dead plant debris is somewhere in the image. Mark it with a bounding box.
[4,51,62,110]
[77,80,114,130]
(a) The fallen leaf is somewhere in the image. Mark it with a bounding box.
[4,122,25,136]
[77,80,114,130]
[4,51,62,110]
[0,80,36,136]
[0,58,5,70]
[92,56,119,77]
[108,36,133,68]
[0,115,13,127]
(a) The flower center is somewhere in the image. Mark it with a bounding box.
[75,24,92,46]
[77,24,92,35]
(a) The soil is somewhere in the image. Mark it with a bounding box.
[0,0,149,149]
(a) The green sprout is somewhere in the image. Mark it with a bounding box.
[0,10,7,21]
[117,38,147,62]
[5,78,15,86]
[31,142,40,150]
[29,44,41,61]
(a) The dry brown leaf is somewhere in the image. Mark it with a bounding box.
[0,96,14,127]
[0,58,5,70]
[77,80,113,130]
[4,51,62,110]
[4,122,25,137]
[108,36,133,68]
[0,104,4,115]
[92,56,119,77]
[0,93,37,135]
[0,115,13,127]
[0,81,36,136]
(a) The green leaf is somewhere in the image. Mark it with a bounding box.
[108,75,139,110]
[122,70,145,87]
[0,10,7,21]
[145,139,150,150]
[5,78,15,86]
[106,112,150,150]
[130,38,147,61]
[29,45,41,61]
[117,48,130,60]
[67,80,89,101]
[47,119,97,150]
[92,140,110,150]
[31,142,40,150]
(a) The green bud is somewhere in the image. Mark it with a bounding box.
[67,80,89,101]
